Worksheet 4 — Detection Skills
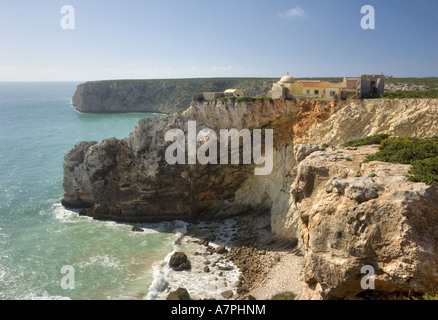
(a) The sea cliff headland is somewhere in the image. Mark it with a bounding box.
[63,96,438,299]
[72,78,276,114]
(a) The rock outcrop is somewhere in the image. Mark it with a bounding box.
[62,97,438,299]
[293,145,438,299]
[62,98,316,244]
[295,98,438,145]
[63,98,438,249]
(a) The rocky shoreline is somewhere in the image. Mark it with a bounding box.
[164,211,305,300]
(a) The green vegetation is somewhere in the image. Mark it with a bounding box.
[407,293,438,300]
[408,157,438,186]
[385,77,438,89]
[343,135,438,186]
[235,96,273,103]
[342,134,391,147]
[421,293,438,300]
[362,136,438,186]
[207,96,273,103]
[270,292,296,300]
[382,89,438,99]
[365,137,438,164]
[216,96,236,102]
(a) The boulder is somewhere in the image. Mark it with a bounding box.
[215,245,228,254]
[131,226,144,232]
[169,252,191,271]
[221,290,234,300]
[166,288,191,300]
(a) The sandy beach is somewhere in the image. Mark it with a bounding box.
[228,212,306,300]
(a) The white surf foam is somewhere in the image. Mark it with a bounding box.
[145,221,189,300]
[146,219,242,300]
[20,291,71,300]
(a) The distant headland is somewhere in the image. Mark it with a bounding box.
[71,76,438,114]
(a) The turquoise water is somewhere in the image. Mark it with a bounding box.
[0,82,185,300]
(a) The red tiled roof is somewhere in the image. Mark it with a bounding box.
[298,81,331,87]
[298,80,346,88]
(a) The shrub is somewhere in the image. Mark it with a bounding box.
[365,137,438,164]
[235,96,273,103]
[382,89,438,99]
[407,293,438,300]
[217,96,235,102]
[362,136,438,186]
[342,134,390,148]
[408,157,438,186]
[422,293,438,300]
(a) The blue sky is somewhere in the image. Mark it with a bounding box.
[0,0,437,81]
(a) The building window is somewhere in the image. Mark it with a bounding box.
[306,90,310,94]
[330,91,335,97]
[314,90,319,95]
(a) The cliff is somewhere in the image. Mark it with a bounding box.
[72,78,275,114]
[292,145,438,299]
[62,97,438,298]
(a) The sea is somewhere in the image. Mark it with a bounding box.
[0,82,240,300]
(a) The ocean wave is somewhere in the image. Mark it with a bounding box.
[0,269,6,282]
[78,254,124,270]
[145,221,189,300]
[51,203,86,223]
[145,255,173,300]
[19,291,71,300]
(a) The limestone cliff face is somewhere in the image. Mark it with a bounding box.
[73,80,185,114]
[63,97,438,255]
[62,99,317,244]
[292,146,438,299]
[295,98,438,145]
[72,79,275,114]
[63,97,438,297]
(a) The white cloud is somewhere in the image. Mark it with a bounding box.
[279,6,306,18]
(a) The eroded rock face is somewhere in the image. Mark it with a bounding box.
[295,98,438,145]
[62,100,303,236]
[62,97,438,260]
[293,146,438,299]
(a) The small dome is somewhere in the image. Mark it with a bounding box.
[279,74,295,83]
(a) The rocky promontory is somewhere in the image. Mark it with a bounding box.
[72,78,275,114]
[63,97,438,298]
